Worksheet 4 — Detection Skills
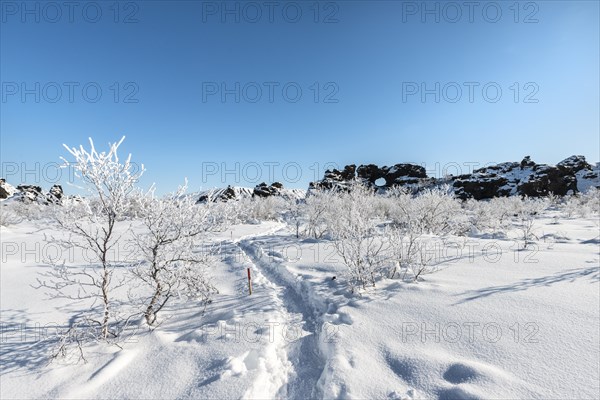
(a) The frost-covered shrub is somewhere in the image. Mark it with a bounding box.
[234,196,287,222]
[412,185,462,235]
[129,183,222,326]
[254,196,287,221]
[222,195,288,224]
[516,197,546,248]
[462,199,493,233]
[383,224,421,281]
[283,198,303,238]
[303,188,338,239]
[328,182,385,291]
[462,198,512,234]
[383,188,450,281]
[9,201,47,221]
[562,188,600,218]
[385,185,462,236]
[582,187,600,215]
[0,206,22,226]
[467,196,535,235]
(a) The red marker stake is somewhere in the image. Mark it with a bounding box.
[247,267,252,295]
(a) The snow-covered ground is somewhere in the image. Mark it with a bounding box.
[1,214,599,399]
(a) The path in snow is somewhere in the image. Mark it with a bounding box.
[235,234,326,399]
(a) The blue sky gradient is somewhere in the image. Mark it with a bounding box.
[1,0,598,193]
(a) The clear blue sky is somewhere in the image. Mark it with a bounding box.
[1,0,598,193]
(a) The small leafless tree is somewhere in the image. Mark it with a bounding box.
[129,183,222,326]
[36,137,144,340]
[303,188,336,239]
[383,187,446,282]
[329,182,385,290]
[517,197,545,249]
[284,198,303,238]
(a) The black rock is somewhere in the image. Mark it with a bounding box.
[312,163,429,190]
[517,165,577,196]
[253,182,281,198]
[520,156,535,169]
[16,185,44,203]
[453,175,511,200]
[47,185,64,203]
[557,155,591,174]
[0,178,11,199]
[198,185,238,203]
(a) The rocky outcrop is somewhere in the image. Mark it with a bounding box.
[253,182,305,200]
[453,175,511,200]
[198,185,240,203]
[453,156,597,199]
[310,163,430,190]
[0,178,16,199]
[15,185,44,203]
[47,185,64,204]
[198,183,305,202]
[309,165,357,190]
[253,182,283,198]
[575,162,600,193]
[1,180,66,204]
[310,155,599,199]
[517,165,578,197]
[357,164,427,187]
[557,155,591,174]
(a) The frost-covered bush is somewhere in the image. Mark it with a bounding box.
[383,188,449,281]
[252,196,287,221]
[283,198,303,238]
[412,185,462,235]
[463,197,515,234]
[0,205,22,226]
[328,182,385,291]
[463,196,550,246]
[383,225,422,281]
[303,188,338,239]
[230,196,287,223]
[385,185,463,236]
[516,197,546,248]
[464,196,542,235]
[462,199,492,233]
[562,188,600,218]
[9,201,47,221]
[129,183,222,326]
[582,187,600,215]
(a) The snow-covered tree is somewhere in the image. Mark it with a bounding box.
[411,185,462,235]
[328,182,385,290]
[283,197,303,238]
[129,183,223,326]
[382,186,453,281]
[0,205,22,227]
[303,188,337,239]
[36,137,143,340]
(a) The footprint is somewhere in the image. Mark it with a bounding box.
[243,349,261,370]
[338,312,353,325]
[384,355,417,383]
[437,386,480,400]
[388,388,417,400]
[442,363,480,384]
